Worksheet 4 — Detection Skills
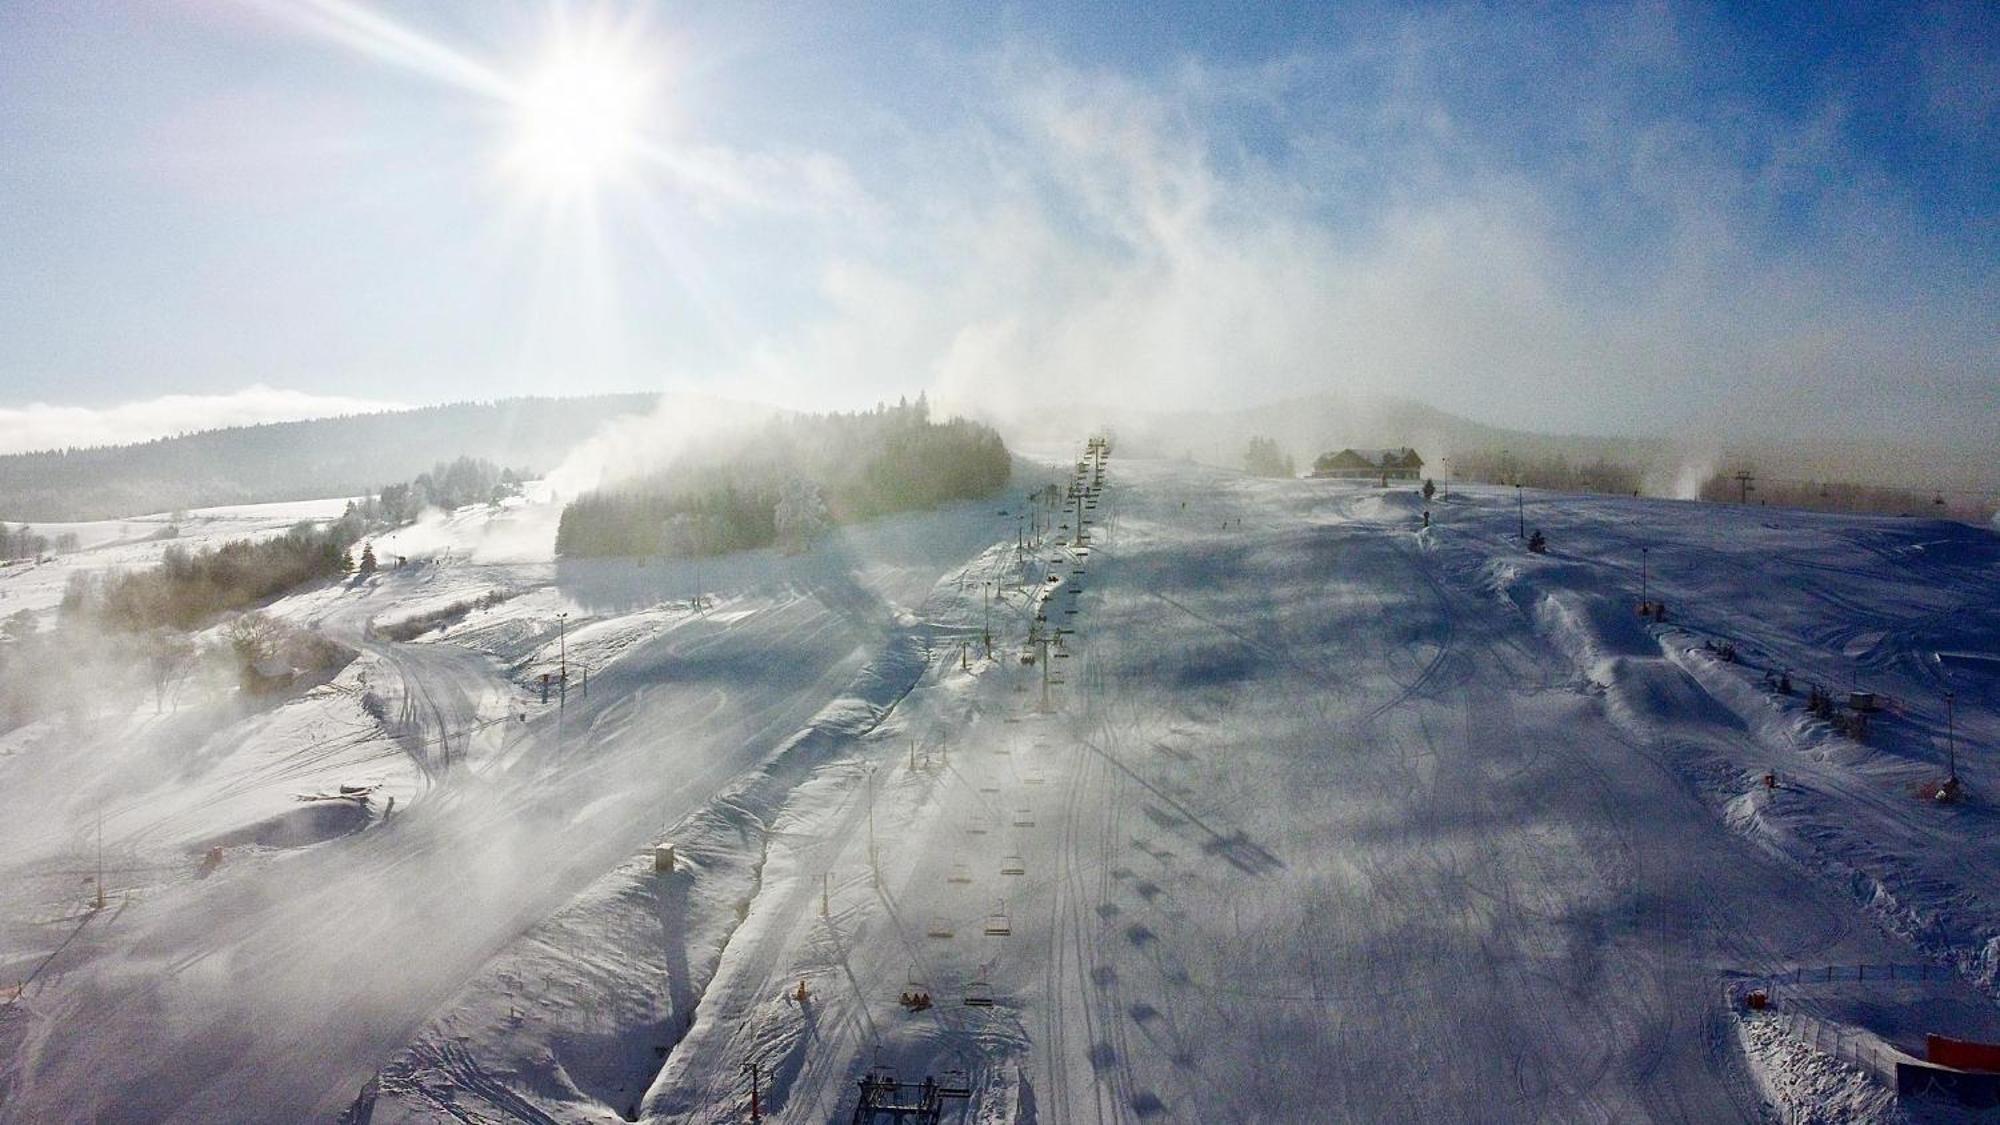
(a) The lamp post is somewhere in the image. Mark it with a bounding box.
[1516,483,1524,540]
[1641,546,1649,605]
[556,612,568,706]
[1946,690,1958,782]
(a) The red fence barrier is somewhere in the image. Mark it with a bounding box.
[1928,1034,2000,1073]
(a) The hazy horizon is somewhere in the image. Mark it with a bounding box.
[2,3,1995,456]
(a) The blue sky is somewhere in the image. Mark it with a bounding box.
[0,1,1993,451]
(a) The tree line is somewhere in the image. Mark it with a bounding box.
[1,524,80,561]
[556,396,1012,558]
[347,456,523,526]
[1242,437,1296,478]
[1449,450,1644,496]
[1697,468,1997,522]
[61,515,363,633]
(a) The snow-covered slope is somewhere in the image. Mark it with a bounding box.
[3,460,1997,1123]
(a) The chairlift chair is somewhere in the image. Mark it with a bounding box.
[1000,854,1026,875]
[948,862,973,884]
[901,967,934,1011]
[1013,808,1036,827]
[985,901,1012,936]
[965,815,991,836]
[927,916,956,939]
[963,979,996,1007]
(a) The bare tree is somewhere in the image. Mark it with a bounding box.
[142,628,197,713]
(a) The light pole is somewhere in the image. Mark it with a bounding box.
[1946,690,1958,782]
[1516,483,1524,540]
[557,612,568,706]
[1641,546,1649,605]
[983,581,992,656]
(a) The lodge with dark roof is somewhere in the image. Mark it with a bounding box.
[1309,447,1424,481]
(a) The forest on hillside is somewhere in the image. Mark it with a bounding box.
[0,395,655,521]
[556,398,1010,558]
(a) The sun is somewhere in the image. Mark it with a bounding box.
[508,47,648,193]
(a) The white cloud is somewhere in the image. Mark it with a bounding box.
[674,37,1994,455]
[0,385,406,455]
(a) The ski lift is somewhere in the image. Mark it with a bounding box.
[948,862,973,884]
[927,916,956,939]
[984,901,1012,936]
[965,815,991,836]
[962,980,996,1007]
[901,966,934,1011]
[1000,854,1026,875]
[1012,808,1036,827]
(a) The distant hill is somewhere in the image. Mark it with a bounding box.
[1010,391,1995,500]
[1109,393,1660,468]
[1014,391,1675,482]
[0,395,658,521]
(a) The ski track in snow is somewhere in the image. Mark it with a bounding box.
[3,461,1999,1122]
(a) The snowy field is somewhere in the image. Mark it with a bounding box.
[0,497,363,621]
[3,454,1998,1123]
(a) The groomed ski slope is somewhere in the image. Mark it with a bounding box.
[5,457,1998,1122]
[369,456,1999,1124]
